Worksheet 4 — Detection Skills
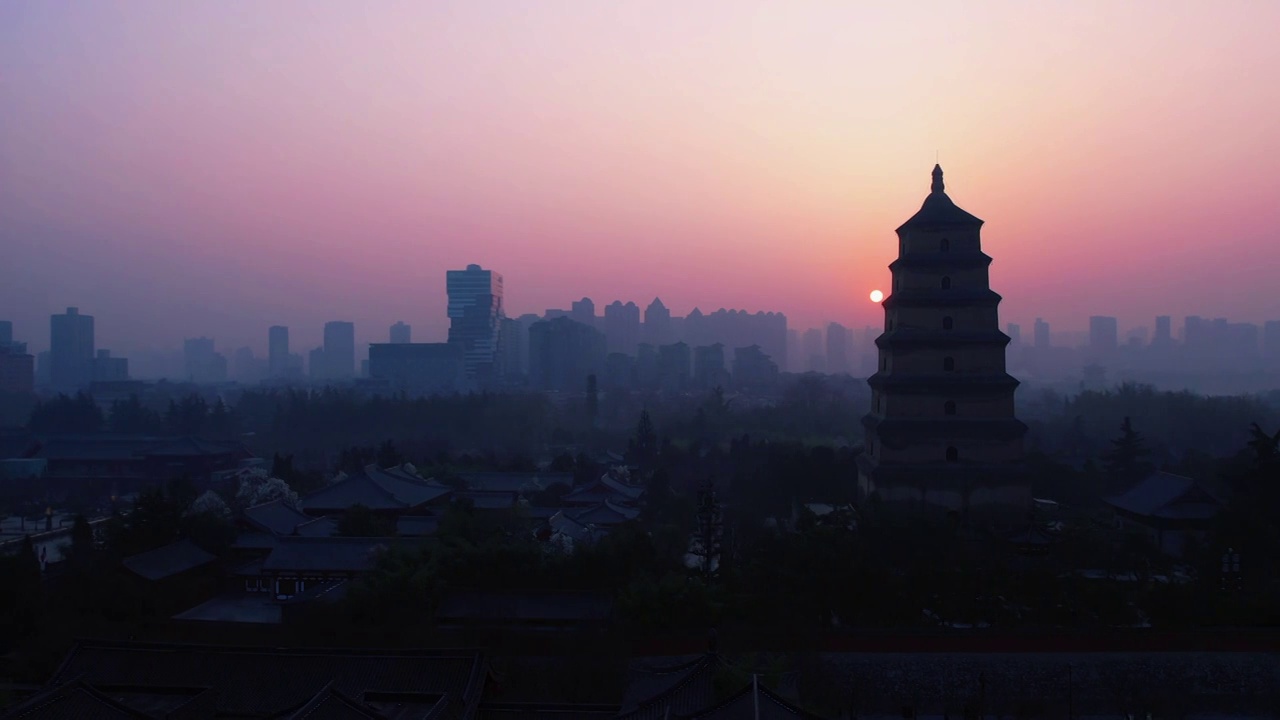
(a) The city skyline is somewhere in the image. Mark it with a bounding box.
[3,2,1280,357]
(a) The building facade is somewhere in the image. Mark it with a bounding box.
[323,321,356,379]
[446,264,504,383]
[858,165,1029,521]
[268,325,289,377]
[368,342,464,396]
[50,307,95,390]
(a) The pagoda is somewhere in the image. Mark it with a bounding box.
[858,165,1029,520]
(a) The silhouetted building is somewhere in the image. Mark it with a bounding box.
[268,325,290,377]
[0,345,35,394]
[498,316,527,379]
[604,352,636,390]
[1088,316,1118,356]
[644,298,673,346]
[50,307,95,390]
[323,321,356,379]
[1033,318,1050,349]
[232,347,266,383]
[859,165,1028,520]
[603,300,641,356]
[389,321,411,344]
[827,323,850,374]
[571,297,596,328]
[732,345,778,390]
[1151,315,1173,348]
[1265,320,1280,360]
[802,328,824,373]
[1006,323,1021,346]
[92,349,129,382]
[0,321,11,347]
[447,264,504,383]
[183,337,226,384]
[693,343,727,389]
[527,317,604,392]
[368,342,464,396]
[657,342,691,392]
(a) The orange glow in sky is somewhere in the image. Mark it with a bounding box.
[2,1,1279,355]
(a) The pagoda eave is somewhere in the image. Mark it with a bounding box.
[875,330,1012,349]
[868,373,1020,394]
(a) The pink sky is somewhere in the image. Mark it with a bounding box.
[2,1,1279,357]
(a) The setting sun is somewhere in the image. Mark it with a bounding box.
[870,290,884,303]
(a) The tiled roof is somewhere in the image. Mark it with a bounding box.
[476,703,619,720]
[0,680,151,719]
[561,477,644,506]
[568,501,639,527]
[299,467,453,512]
[260,537,397,574]
[286,681,384,719]
[436,591,613,624]
[895,165,983,230]
[1105,471,1224,520]
[244,498,314,535]
[295,516,339,537]
[460,472,573,494]
[121,539,216,581]
[618,655,719,720]
[683,677,825,720]
[456,491,518,511]
[49,641,488,720]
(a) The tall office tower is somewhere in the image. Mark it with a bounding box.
[527,317,605,392]
[324,322,356,379]
[1006,323,1022,346]
[859,165,1028,520]
[603,300,641,356]
[1088,316,1119,355]
[499,316,527,378]
[390,321,412,344]
[269,326,290,377]
[446,264,504,382]
[184,337,227,383]
[802,328,825,373]
[50,307,95,390]
[826,322,850,374]
[0,320,11,347]
[1034,318,1050,349]
[1153,316,1173,346]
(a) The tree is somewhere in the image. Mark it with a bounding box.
[28,392,104,433]
[189,491,231,518]
[376,440,404,469]
[108,395,163,434]
[630,410,658,468]
[1101,416,1153,492]
[234,469,298,508]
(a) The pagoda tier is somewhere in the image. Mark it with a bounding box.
[857,165,1029,521]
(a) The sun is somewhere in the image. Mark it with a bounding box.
[869,289,884,303]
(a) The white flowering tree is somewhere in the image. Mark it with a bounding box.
[234,468,299,508]
[188,490,231,518]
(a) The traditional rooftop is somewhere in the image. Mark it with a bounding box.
[121,538,216,581]
[299,466,452,513]
[895,164,983,231]
[1105,470,1223,520]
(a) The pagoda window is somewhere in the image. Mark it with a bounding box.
[942,317,954,330]
[944,400,956,416]
[940,238,950,252]
[946,446,958,462]
[943,356,955,372]
[941,276,951,290]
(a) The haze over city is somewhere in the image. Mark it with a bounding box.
[4,0,1280,358]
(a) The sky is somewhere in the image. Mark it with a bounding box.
[3,1,1279,357]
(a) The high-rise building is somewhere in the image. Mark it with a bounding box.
[92,349,129,382]
[1034,318,1050,349]
[268,326,290,377]
[323,322,356,379]
[0,345,35,394]
[803,328,825,373]
[603,301,641,356]
[183,337,227,383]
[1264,321,1280,360]
[368,343,464,396]
[1088,316,1118,355]
[50,307,95,390]
[447,264,504,382]
[1006,323,1021,346]
[390,322,411,344]
[1153,316,1173,346]
[527,317,605,392]
[826,322,850,374]
[643,298,673,346]
[571,298,596,328]
[0,321,11,347]
[693,343,727,389]
[859,165,1028,520]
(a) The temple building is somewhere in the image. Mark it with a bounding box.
[858,165,1029,520]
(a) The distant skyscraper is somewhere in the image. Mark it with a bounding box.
[447,264,504,382]
[826,322,850,374]
[802,328,824,373]
[643,298,672,346]
[1153,316,1172,346]
[571,298,596,328]
[184,337,227,383]
[1006,323,1021,346]
[1088,316,1118,354]
[603,301,641,356]
[323,321,356,379]
[390,321,411,344]
[92,349,129,382]
[50,307,95,390]
[268,326,289,377]
[1264,321,1280,360]
[528,317,605,392]
[1034,318,1050,349]
[0,321,11,347]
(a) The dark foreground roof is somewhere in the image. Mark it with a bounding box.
[47,641,488,719]
[243,498,315,535]
[121,539,216,581]
[1105,470,1224,520]
[436,591,613,624]
[0,679,153,719]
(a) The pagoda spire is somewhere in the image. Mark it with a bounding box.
[931,164,945,194]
